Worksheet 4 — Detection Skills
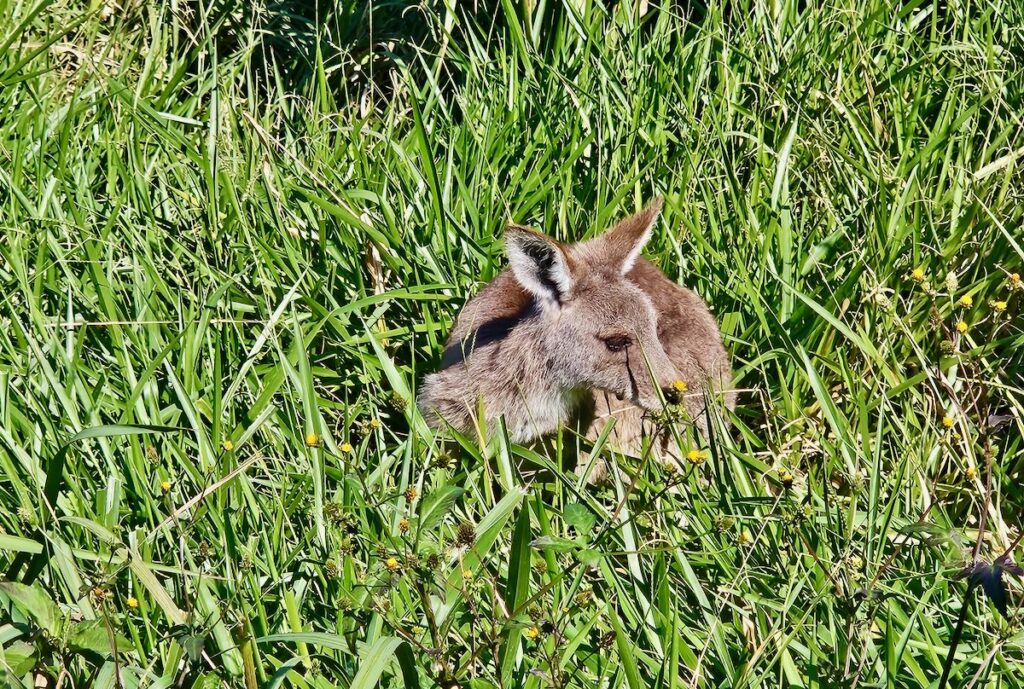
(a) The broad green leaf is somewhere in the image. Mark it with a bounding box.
[68,620,131,655]
[418,485,464,530]
[350,636,404,689]
[0,582,61,636]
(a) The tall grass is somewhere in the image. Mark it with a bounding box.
[0,0,1022,686]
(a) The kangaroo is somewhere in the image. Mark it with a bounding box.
[418,198,733,474]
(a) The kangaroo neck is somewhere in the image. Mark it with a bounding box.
[483,324,582,443]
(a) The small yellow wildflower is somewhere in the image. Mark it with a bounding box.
[160,480,171,493]
[462,568,473,580]
[340,442,353,453]
[942,416,954,429]
[404,486,418,502]
[126,596,139,609]
[304,433,319,447]
[686,449,708,464]
[958,294,973,307]
[384,557,400,572]
[965,466,977,481]
[222,439,234,451]
[525,626,541,640]
[738,529,753,546]
[1010,272,1020,286]
[780,471,794,488]
[956,320,968,334]
[369,418,381,429]
[910,267,926,282]
[398,518,410,533]
[672,380,688,393]
[993,300,1008,312]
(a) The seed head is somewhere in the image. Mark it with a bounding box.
[455,521,476,548]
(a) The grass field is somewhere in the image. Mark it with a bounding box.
[1,0,1024,686]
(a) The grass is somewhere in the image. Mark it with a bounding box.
[1,0,1023,686]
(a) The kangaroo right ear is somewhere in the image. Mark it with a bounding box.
[505,225,574,306]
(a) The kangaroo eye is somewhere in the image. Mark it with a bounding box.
[602,335,631,352]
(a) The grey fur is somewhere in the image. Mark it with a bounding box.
[419,198,734,471]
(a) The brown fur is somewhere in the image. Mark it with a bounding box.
[419,199,733,475]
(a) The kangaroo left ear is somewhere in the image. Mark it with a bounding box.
[505,224,575,307]
[600,197,664,274]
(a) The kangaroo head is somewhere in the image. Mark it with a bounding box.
[504,198,681,410]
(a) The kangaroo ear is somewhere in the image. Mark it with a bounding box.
[505,225,574,306]
[599,197,663,274]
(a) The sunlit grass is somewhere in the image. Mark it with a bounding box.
[1,0,1023,687]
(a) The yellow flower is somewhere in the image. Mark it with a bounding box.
[958,294,973,307]
[672,380,688,393]
[956,320,968,334]
[910,267,926,282]
[340,442,353,453]
[404,486,418,502]
[126,596,139,609]
[942,415,954,429]
[462,568,473,579]
[738,529,753,545]
[525,626,541,640]
[222,439,234,451]
[398,518,410,533]
[965,466,977,481]
[369,418,381,429]
[780,471,794,488]
[993,300,1007,312]
[160,480,171,493]
[686,449,707,464]
[1010,272,1020,286]
[304,433,319,447]
[384,557,400,572]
